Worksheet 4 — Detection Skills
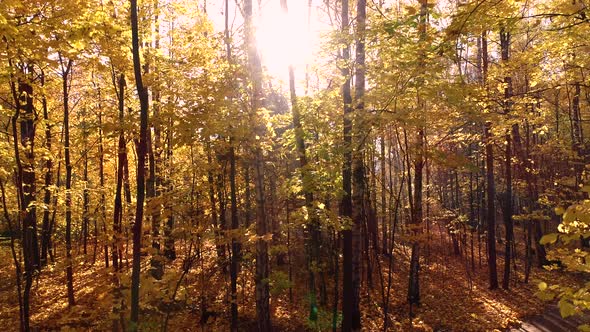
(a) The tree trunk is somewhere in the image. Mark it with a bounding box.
[60,56,76,306]
[206,139,225,260]
[9,62,38,332]
[244,0,271,330]
[83,115,90,258]
[381,135,388,255]
[130,0,150,326]
[408,0,428,309]
[163,114,176,260]
[500,28,514,290]
[281,0,320,323]
[97,91,109,268]
[350,0,366,329]
[40,71,53,268]
[226,1,240,328]
[341,0,355,330]
[482,30,498,290]
[113,74,127,272]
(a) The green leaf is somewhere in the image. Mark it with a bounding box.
[540,233,558,245]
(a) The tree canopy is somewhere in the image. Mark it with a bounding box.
[0,0,589,331]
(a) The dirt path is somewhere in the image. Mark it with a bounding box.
[511,304,588,332]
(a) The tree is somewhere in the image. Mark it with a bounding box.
[227,0,241,329]
[350,0,366,329]
[341,0,355,329]
[407,0,429,309]
[130,0,150,327]
[244,0,271,330]
[10,61,39,332]
[280,0,321,324]
[482,30,499,290]
[59,54,75,306]
[500,27,514,290]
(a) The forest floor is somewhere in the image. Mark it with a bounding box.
[0,220,586,331]
[371,222,583,332]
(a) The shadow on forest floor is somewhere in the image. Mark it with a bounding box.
[0,220,585,331]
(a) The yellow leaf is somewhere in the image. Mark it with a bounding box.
[540,233,558,245]
[538,281,547,291]
[555,206,565,215]
[559,300,576,318]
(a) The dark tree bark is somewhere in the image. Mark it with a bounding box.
[350,0,366,329]
[408,0,428,310]
[82,111,90,258]
[113,74,127,272]
[229,136,240,331]
[244,0,271,330]
[381,134,388,255]
[58,56,76,307]
[500,28,514,290]
[572,82,583,151]
[8,61,37,332]
[130,0,150,327]
[226,1,240,329]
[40,71,53,268]
[149,0,164,279]
[97,86,109,268]
[341,0,355,330]
[244,165,252,228]
[163,114,176,260]
[482,31,498,290]
[206,139,225,260]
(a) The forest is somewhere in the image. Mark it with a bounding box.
[0,0,589,331]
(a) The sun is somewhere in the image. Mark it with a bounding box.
[255,1,317,82]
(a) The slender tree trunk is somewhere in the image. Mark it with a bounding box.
[147,123,162,278]
[229,136,240,331]
[40,71,53,268]
[244,165,252,228]
[524,123,534,282]
[469,172,475,271]
[572,82,583,152]
[281,0,320,323]
[226,1,240,328]
[113,74,127,272]
[149,0,165,277]
[350,0,366,329]
[341,0,355,330]
[83,116,90,258]
[60,56,76,306]
[482,31,498,289]
[10,63,40,330]
[408,0,428,310]
[244,0,271,330]
[500,28,514,290]
[7,62,35,331]
[206,139,224,260]
[97,92,109,268]
[130,0,150,326]
[163,114,176,260]
[381,135,388,255]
